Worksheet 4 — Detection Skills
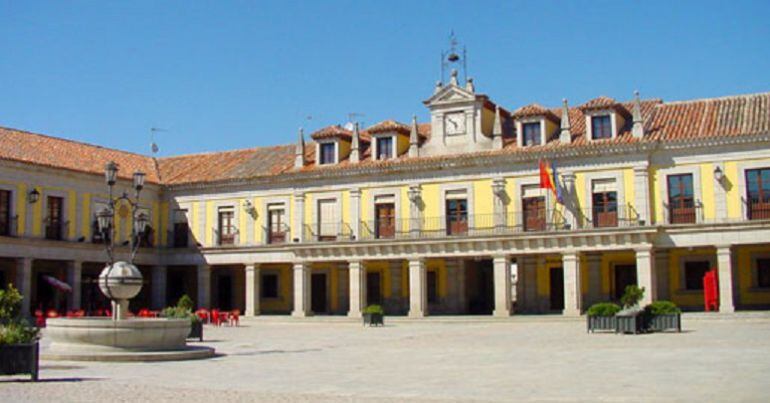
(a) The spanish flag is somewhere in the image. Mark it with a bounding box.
[539,159,563,204]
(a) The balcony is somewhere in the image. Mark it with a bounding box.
[44,219,69,241]
[264,223,290,245]
[0,215,18,237]
[303,223,354,243]
[746,199,770,221]
[214,227,239,246]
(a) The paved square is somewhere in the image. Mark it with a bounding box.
[3,314,770,402]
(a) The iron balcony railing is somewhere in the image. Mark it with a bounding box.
[575,204,643,229]
[263,223,290,245]
[0,215,18,237]
[303,222,354,243]
[744,197,770,221]
[213,226,239,246]
[44,218,69,241]
[662,200,703,225]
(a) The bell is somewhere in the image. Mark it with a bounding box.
[447,52,460,62]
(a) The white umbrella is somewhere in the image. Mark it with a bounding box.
[44,275,73,293]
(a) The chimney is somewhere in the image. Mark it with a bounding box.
[632,91,645,139]
[294,128,305,169]
[559,98,572,144]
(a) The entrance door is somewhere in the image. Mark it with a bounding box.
[549,267,564,311]
[523,197,546,231]
[311,273,327,313]
[217,274,233,310]
[466,259,494,314]
[613,264,638,300]
[445,199,468,236]
[375,203,396,239]
[366,272,382,306]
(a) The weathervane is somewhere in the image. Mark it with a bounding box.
[441,31,468,84]
[150,127,167,155]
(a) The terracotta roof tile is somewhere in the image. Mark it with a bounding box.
[366,120,411,135]
[310,125,352,141]
[512,103,558,121]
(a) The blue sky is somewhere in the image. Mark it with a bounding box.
[1,1,768,156]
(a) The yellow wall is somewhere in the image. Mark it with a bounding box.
[396,134,410,156]
[724,161,741,219]
[735,245,770,306]
[600,251,635,295]
[700,164,715,220]
[260,264,293,313]
[667,247,713,308]
[426,258,448,297]
[623,168,634,216]
[364,261,393,299]
[338,139,351,161]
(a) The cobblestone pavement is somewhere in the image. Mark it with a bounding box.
[2,313,770,402]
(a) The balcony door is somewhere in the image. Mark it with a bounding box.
[592,179,618,228]
[268,205,286,244]
[46,196,64,240]
[746,168,770,220]
[217,207,235,245]
[375,203,396,239]
[523,196,545,231]
[667,174,696,224]
[445,198,468,236]
[317,199,338,241]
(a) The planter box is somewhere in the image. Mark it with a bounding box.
[646,313,681,333]
[587,315,617,333]
[363,313,384,327]
[0,341,39,381]
[615,312,645,334]
[188,321,203,341]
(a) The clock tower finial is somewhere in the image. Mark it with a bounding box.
[441,31,468,85]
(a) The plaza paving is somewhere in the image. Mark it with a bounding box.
[3,313,770,402]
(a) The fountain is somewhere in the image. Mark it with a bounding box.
[43,162,214,361]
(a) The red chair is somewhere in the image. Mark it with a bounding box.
[229,310,240,326]
[196,309,210,324]
[46,309,60,318]
[74,310,85,318]
[34,310,46,327]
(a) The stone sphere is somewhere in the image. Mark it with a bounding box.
[99,261,143,300]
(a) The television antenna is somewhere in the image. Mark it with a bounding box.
[344,112,365,130]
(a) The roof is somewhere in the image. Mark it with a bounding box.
[579,96,632,118]
[512,103,559,121]
[1,91,768,187]
[367,120,412,135]
[310,125,353,141]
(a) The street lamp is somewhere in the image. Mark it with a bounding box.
[105,161,118,186]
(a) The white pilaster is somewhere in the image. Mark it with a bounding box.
[562,251,581,316]
[151,265,167,309]
[635,247,656,306]
[561,171,577,229]
[347,261,365,318]
[16,258,32,317]
[713,162,728,222]
[197,264,211,309]
[492,255,511,317]
[492,178,507,229]
[293,192,305,242]
[408,185,422,237]
[350,188,361,240]
[245,264,260,316]
[633,165,650,225]
[716,245,735,313]
[292,262,310,317]
[67,260,82,310]
[408,258,427,318]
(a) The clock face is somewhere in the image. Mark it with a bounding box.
[445,112,466,135]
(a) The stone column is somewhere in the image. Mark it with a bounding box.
[67,260,82,310]
[716,245,735,313]
[347,261,364,318]
[654,250,670,301]
[16,258,32,317]
[293,192,305,243]
[350,188,361,240]
[408,258,427,318]
[245,263,260,316]
[633,165,650,225]
[151,265,167,309]
[586,253,602,307]
[408,185,422,237]
[492,255,511,317]
[635,247,656,306]
[492,178,507,230]
[561,171,577,229]
[292,262,310,317]
[197,264,211,309]
[562,251,581,316]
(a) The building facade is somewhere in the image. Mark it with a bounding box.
[1,75,770,318]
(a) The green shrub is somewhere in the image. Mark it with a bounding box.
[586,302,621,317]
[176,294,194,311]
[363,305,384,315]
[0,285,23,323]
[0,321,39,345]
[620,285,645,308]
[161,306,200,323]
[645,301,681,315]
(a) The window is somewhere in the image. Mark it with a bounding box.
[262,274,279,298]
[684,261,711,290]
[667,174,695,224]
[317,199,338,241]
[522,185,546,232]
[45,196,64,240]
[427,270,438,303]
[591,179,618,228]
[173,209,189,248]
[758,258,770,288]
[0,189,10,236]
[445,194,468,236]
[591,115,612,140]
[376,137,394,160]
[217,207,235,245]
[267,205,286,244]
[375,202,396,239]
[746,168,770,220]
[522,122,541,146]
[319,143,336,165]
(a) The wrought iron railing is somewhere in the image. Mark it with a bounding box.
[575,204,643,229]
[303,222,354,242]
[263,223,290,245]
[744,197,770,221]
[0,215,18,237]
[662,201,703,225]
[213,226,239,246]
[44,218,69,241]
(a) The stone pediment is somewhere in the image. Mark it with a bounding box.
[423,84,476,106]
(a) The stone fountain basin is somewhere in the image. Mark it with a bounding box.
[45,317,191,353]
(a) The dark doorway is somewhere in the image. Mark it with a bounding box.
[466,259,494,314]
[0,270,5,288]
[311,273,327,314]
[613,264,638,300]
[549,267,564,311]
[217,274,233,311]
[366,272,382,306]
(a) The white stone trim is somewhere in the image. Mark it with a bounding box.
[515,117,546,148]
[371,133,397,160]
[315,140,339,166]
[582,171,626,226]
[736,160,770,220]
[438,183,475,230]
[366,188,402,224]
[656,166,703,224]
[211,200,241,245]
[514,176,552,225]
[261,196,290,245]
[584,110,618,141]
[309,191,344,235]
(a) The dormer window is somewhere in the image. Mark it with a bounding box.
[522,122,542,146]
[591,115,612,140]
[376,136,394,160]
[319,142,336,165]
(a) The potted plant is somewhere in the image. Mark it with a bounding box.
[615,285,646,334]
[0,285,40,381]
[363,304,384,327]
[162,295,202,341]
[586,302,621,333]
[644,301,682,332]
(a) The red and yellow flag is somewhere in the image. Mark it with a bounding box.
[539,159,563,203]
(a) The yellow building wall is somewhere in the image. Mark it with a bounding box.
[667,248,713,308]
[426,258,448,297]
[700,163,715,221]
[15,183,27,236]
[31,186,42,237]
[253,196,263,244]
[623,168,634,216]
[260,264,293,313]
[311,262,339,311]
[735,245,770,306]
[600,251,635,295]
[473,179,493,227]
[364,261,392,299]
[205,201,214,246]
[190,201,200,244]
[396,134,410,156]
[481,106,495,136]
[724,161,741,219]
[338,139,351,161]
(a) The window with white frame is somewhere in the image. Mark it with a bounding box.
[319,142,336,165]
[376,136,394,160]
[217,206,236,245]
[522,122,542,146]
[591,179,618,228]
[590,115,613,139]
[267,203,287,244]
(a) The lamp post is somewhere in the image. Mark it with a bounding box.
[96,161,148,320]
